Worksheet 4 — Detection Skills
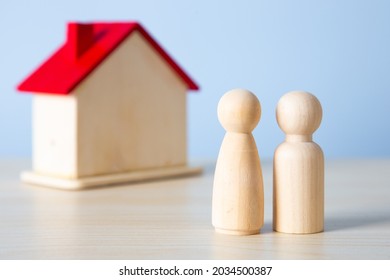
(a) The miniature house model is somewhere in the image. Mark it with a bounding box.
[18,22,200,190]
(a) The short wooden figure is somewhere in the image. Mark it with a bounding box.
[273,90,324,234]
[17,22,201,190]
[212,89,264,235]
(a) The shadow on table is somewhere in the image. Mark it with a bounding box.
[325,213,390,232]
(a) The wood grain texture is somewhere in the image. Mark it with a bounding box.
[1,159,390,259]
[212,89,264,235]
[273,91,324,234]
[212,133,264,235]
[75,31,188,177]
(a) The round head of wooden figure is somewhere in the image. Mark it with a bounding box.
[217,89,261,133]
[276,90,322,138]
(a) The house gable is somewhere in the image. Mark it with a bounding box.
[74,30,188,176]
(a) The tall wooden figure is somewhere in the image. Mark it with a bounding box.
[273,90,324,234]
[212,89,264,235]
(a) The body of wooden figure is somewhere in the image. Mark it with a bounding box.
[212,89,264,235]
[273,91,324,234]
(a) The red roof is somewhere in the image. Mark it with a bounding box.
[17,22,199,94]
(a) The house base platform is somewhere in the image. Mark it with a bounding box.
[21,165,202,190]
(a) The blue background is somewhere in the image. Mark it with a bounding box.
[1,0,389,160]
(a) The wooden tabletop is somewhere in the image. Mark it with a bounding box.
[0,159,389,259]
